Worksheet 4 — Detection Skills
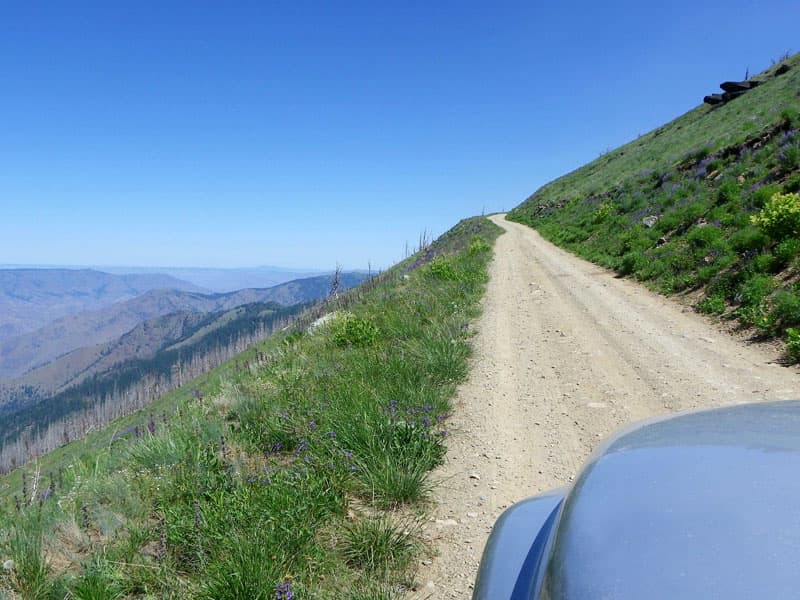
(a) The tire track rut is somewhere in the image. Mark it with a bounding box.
[408,214,800,599]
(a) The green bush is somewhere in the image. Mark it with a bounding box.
[780,107,800,129]
[697,294,727,315]
[774,238,800,268]
[593,201,615,223]
[785,328,800,363]
[780,145,800,173]
[748,184,782,210]
[729,226,768,253]
[768,290,800,331]
[425,257,460,280]
[750,192,800,239]
[784,173,800,193]
[331,315,380,348]
[752,252,778,273]
[716,180,740,205]
[738,274,775,307]
[468,236,491,255]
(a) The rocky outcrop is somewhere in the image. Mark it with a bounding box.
[703,79,760,107]
[720,80,760,93]
[642,215,659,228]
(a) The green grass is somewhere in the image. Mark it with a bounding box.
[508,53,800,360]
[0,216,502,598]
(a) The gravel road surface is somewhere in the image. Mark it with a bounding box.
[407,214,800,599]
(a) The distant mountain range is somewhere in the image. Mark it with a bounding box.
[0,268,207,339]
[96,265,327,293]
[0,272,367,381]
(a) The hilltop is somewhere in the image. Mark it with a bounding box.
[509,53,800,356]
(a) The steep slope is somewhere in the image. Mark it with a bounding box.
[509,54,800,355]
[511,55,800,217]
[0,272,368,380]
[0,268,206,339]
[0,301,307,471]
[0,218,502,599]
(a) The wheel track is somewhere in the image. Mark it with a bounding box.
[407,215,799,599]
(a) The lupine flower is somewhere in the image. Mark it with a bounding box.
[274,581,294,600]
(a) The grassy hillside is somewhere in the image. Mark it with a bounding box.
[509,54,800,359]
[0,217,502,599]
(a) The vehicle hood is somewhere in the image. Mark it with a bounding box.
[539,400,800,600]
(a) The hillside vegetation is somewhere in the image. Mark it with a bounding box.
[0,217,502,599]
[509,53,800,359]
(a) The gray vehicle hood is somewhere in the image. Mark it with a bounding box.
[539,400,800,600]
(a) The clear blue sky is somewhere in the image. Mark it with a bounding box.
[1,1,797,269]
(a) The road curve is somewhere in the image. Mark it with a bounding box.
[408,214,800,599]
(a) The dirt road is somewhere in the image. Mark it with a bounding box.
[409,214,800,599]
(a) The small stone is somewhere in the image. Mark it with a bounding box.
[642,215,659,228]
[467,512,479,518]
[435,518,459,527]
[2,559,13,571]
[468,472,481,480]
[421,559,433,566]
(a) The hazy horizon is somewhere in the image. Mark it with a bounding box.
[2,2,798,269]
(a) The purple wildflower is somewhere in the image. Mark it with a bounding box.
[274,581,294,600]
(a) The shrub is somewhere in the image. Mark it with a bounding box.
[750,192,800,239]
[697,295,726,315]
[468,236,491,255]
[780,107,800,129]
[785,328,800,363]
[593,201,615,223]
[331,315,380,348]
[784,173,800,193]
[425,257,460,280]
[716,180,740,205]
[729,226,768,253]
[619,251,646,276]
[780,145,800,173]
[738,274,775,307]
[768,290,800,331]
[748,184,782,210]
[752,252,778,274]
[774,238,800,269]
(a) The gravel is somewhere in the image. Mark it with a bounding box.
[405,214,800,599]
